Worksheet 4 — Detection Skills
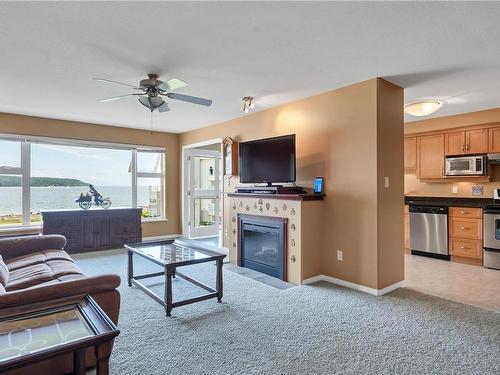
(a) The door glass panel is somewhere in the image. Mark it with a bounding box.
[193,157,216,190]
[0,175,22,226]
[194,198,216,227]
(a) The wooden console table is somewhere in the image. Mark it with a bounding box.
[41,208,142,253]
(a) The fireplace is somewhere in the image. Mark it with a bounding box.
[238,214,287,280]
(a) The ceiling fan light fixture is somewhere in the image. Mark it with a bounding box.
[404,100,443,117]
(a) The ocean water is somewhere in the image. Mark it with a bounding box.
[0,186,154,215]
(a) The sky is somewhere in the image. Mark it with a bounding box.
[0,139,161,186]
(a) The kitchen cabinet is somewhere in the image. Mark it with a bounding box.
[417,134,444,179]
[445,129,488,155]
[404,137,417,172]
[467,129,488,154]
[445,131,465,155]
[448,207,483,265]
[488,126,500,153]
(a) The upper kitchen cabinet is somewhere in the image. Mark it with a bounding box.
[417,134,445,179]
[445,131,466,155]
[445,129,488,155]
[404,137,417,172]
[488,126,500,153]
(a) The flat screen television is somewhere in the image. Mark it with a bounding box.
[239,134,296,185]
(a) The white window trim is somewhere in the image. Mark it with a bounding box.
[0,134,166,228]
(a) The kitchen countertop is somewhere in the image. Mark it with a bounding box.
[405,196,495,208]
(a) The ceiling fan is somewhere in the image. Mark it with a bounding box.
[93,73,212,112]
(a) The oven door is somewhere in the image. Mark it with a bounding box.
[483,213,500,249]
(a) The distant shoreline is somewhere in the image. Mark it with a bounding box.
[0,176,88,187]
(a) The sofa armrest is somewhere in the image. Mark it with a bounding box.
[0,234,67,260]
[0,274,121,309]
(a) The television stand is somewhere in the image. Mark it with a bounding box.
[236,185,306,195]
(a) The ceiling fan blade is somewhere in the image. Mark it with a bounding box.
[158,78,187,91]
[93,78,140,89]
[167,93,212,106]
[98,93,139,103]
[158,102,170,112]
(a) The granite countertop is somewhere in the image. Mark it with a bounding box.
[405,196,495,208]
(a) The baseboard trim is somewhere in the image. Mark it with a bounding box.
[143,234,182,242]
[302,275,404,296]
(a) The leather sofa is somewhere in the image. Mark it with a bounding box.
[0,234,121,374]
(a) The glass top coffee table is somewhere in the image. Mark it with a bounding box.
[125,239,226,316]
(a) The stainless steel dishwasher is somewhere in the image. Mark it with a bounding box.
[409,205,450,260]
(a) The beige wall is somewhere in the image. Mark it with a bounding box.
[0,113,180,237]
[180,78,404,290]
[405,108,500,198]
[376,79,404,289]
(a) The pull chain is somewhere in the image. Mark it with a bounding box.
[150,110,153,135]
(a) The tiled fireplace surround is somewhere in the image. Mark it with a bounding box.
[227,195,323,285]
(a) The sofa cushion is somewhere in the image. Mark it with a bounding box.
[0,255,8,287]
[0,234,66,260]
[6,258,84,292]
[6,249,74,271]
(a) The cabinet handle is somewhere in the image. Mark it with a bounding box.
[460,246,471,250]
[460,226,471,230]
[466,144,470,152]
[460,211,467,214]
[461,144,465,153]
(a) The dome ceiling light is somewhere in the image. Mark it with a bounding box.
[404,100,443,117]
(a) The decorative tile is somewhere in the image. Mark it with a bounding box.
[253,202,258,209]
[233,242,236,248]
[232,229,236,234]
[239,201,243,208]
[290,208,296,216]
[245,205,250,211]
[258,199,263,205]
[259,207,263,213]
[232,204,236,210]
[232,216,236,223]
[273,207,279,214]
[266,203,270,210]
[290,239,295,247]
[282,204,287,211]
[290,223,296,232]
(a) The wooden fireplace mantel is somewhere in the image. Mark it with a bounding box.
[226,192,325,201]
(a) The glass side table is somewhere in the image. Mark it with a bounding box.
[0,296,119,375]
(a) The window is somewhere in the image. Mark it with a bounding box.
[135,150,164,219]
[0,136,165,227]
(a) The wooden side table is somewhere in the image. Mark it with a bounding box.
[0,296,119,375]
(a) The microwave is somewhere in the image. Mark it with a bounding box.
[445,155,487,176]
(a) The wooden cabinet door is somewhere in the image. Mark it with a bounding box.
[96,216,111,249]
[488,127,500,153]
[81,217,97,250]
[466,129,488,154]
[404,137,417,172]
[445,131,465,155]
[418,134,445,179]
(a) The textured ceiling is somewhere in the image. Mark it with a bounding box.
[1,2,500,133]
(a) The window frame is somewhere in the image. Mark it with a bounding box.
[0,134,166,228]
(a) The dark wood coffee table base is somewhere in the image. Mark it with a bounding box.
[126,241,225,317]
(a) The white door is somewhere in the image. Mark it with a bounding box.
[185,149,221,238]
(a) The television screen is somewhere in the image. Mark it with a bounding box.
[239,134,296,184]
